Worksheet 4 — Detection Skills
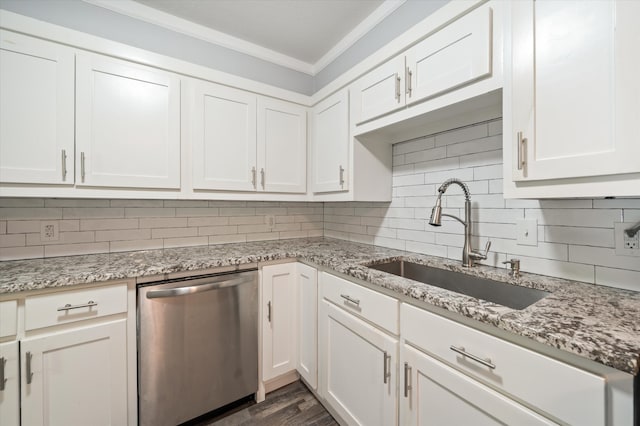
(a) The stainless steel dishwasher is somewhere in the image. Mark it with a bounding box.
[137,268,258,426]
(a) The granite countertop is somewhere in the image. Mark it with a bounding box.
[1,237,639,376]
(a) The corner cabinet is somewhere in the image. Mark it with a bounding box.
[0,30,75,185]
[504,0,640,197]
[296,263,318,389]
[310,90,349,193]
[191,81,307,194]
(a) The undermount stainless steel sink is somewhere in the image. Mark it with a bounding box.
[368,260,550,310]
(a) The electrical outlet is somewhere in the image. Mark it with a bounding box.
[516,219,538,246]
[265,215,275,230]
[614,222,640,256]
[40,221,59,242]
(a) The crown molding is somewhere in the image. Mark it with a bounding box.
[83,0,406,77]
[82,0,316,75]
[312,0,406,74]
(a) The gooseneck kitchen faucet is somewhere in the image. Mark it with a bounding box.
[429,178,490,267]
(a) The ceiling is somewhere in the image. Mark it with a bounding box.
[87,0,404,74]
[134,0,385,64]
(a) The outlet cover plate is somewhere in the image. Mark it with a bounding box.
[614,222,640,256]
[516,219,538,246]
[40,221,59,242]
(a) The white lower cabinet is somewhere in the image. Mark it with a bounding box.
[296,263,318,389]
[262,263,297,381]
[0,341,19,426]
[21,320,128,426]
[400,344,553,425]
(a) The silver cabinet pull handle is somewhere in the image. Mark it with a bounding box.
[61,149,67,181]
[340,294,360,306]
[146,278,250,299]
[26,352,33,384]
[339,165,345,187]
[395,74,401,102]
[251,167,257,188]
[383,351,391,384]
[267,301,272,323]
[406,67,413,96]
[57,300,98,311]
[80,151,86,182]
[260,168,265,189]
[517,132,527,171]
[0,356,6,391]
[450,345,496,369]
[404,362,411,397]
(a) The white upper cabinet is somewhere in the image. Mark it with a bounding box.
[0,30,74,185]
[257,97,307,193]
[191,81,257,192]
[407,7,492,104]
[353,56,405,125]
[310,90,349,193]
[506,0,640,197]
[191,81,307,194]
[76,53,181,189]
[352,5,493,126]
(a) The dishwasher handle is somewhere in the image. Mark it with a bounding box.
[146,277,250,299]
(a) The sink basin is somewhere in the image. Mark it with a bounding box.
[368,260,549,310]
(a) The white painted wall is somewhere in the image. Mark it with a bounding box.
[324,119,640,292]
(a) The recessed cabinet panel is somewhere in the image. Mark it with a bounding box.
[21,320,127,426]
[310,90,349,193]
[401,345,554,426]
[0,30,74,185]
[76,53,181,189]
[0,341,19,426]
[511,0,640,182]
[353,56,405,124]
[407,7,492,103]
[258,98,306,193]
[296,263,317,389]
[192,81,257,192]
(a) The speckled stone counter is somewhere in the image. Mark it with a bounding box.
[1,237,639,376]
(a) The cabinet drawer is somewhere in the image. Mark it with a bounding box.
[25,284,127,331]
[0,300,18,337]
[402,304,605,426]
[321,272,399,334]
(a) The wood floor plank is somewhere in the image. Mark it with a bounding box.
[203,381,338,426]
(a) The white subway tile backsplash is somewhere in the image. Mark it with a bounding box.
[163,236,208,248]
[209,234,247,245]
[394,136,435,154]
[405,146,447,164]
[0,234,25,248]
[139,218,188,229]
[0,198,45,207]
[0,221,5,234]
[435,124,487,147]
[544,226,614,248]
[473,164,503,180]
[45,199,110,207]
[176,208,220,217]
[569,246,640,272]
[488,119,503,136]
[80,218,138,231]
[110,239,163,253]
[0,245,44,260]
[151,227,198,239]
[593,199,640,209]
[0,208,62,220]
[95,229,151,242]
[7,221,41,233]
[111,199,163,207]
[198,225,238,236]
[45,242,110,257]
[514,255,595,283]
[64,208,123,219]
[526,209,622,228]
[446,135,501,157]
[125,208,175,218]
[26,231,95,246]
[595,267,640,292]
[163,200,209,207]
[458,150,502,168]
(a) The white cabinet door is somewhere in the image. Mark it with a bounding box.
[0,341,19,426]
[192,81,257,191]
[21,320,127,426]
[352,55,405,124]
[400,344,554,426]
[511,0,640,182]
[319,300,397,426]
[262,263,297,381]
[0,30,74,185]
[310,90,349,193]
[257,98,307,193]
[406,6,492,104]
[296,263,317,389]
[76,53,181,189]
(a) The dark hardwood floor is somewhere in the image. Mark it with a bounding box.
[194,381,338,426]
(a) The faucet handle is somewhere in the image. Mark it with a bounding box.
[482,240,491,256]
